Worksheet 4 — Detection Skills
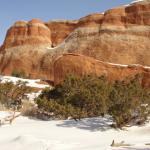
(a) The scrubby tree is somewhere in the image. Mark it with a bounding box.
[37,74,112,119]
[109,74,150,127]
[11,69,27,78]
[36,73,150,128]
[0,80,31,110]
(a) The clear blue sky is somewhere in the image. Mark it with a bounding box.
[0,0,133,45]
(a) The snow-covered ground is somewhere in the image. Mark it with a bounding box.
[0,111,150,150]
[0,73,150,150]
[0,76,50,89]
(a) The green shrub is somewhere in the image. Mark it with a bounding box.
[108,74,150,128]
[0,80,31,110]
[11,69,27,78]
[36,74,150,127]
[36,74,112,120]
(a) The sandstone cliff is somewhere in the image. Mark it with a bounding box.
[0,0,149,84]
[1,19,51,49]
[45,20,77,47]
[54,54,150,89]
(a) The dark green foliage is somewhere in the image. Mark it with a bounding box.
[36,74,150,127]
[37,74,111,119]
[11,69,27,78]
[0,80,31,109]
[109,74,150,127]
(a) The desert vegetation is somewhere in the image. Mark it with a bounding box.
[0,80,31,110]
[36,74,150,128]
[0,73,150,128]
[11,69,27,78]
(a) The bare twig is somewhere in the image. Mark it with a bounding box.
[111,140,131,147]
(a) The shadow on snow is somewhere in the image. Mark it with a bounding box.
[56,116,114,132]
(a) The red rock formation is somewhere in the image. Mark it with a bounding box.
[0,45,54,80]
[125,0,150,25]
[0,19,53,80]
[62,1,150,65]
[1,19,51,49]
[77,13,104,27]
[54,54,150,91]
[0,0,149,81]
[45,20,77,47]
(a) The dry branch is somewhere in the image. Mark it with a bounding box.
[0,111,20,125]
[111,140,131,147]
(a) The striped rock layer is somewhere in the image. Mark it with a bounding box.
[0,0,149,87]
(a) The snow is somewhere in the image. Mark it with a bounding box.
[25,91,42,101]
[131,0,144,4]
[102,59,150,69]
[123,0,145,7]
[102,61,150,69]
[0,111,150,150]
[144,66,150,69]
[0,76,50,89]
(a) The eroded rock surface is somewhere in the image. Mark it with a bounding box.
[0,0,149,83]
[54,54,150,90]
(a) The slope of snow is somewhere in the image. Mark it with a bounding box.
[0,112,150,150]
[0,76,50,89]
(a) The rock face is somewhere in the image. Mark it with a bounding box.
[45,20,77,47]
[0,45,54,80]
[0,19,53,80]
[62,0,150,65]
[54,54,150,90]
[0,0,150,83]
[1,19,52,49]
